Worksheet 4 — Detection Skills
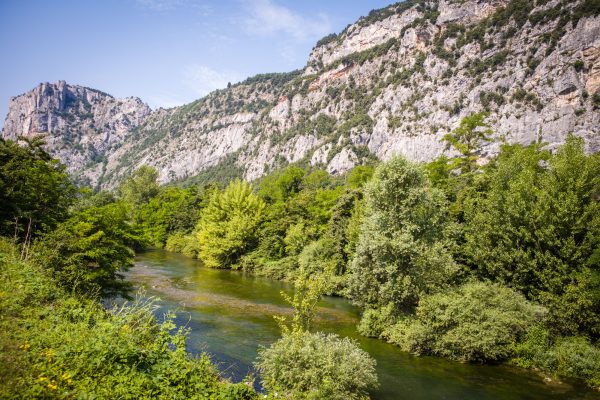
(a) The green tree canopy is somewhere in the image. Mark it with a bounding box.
[0,137,75,242]
[118,165,160,207]
[443,112,493,173]
[135,186,204,247]
[33,203,141,297]
[197,179,265,268]
[462,136,600,338]
[348,156,457,315]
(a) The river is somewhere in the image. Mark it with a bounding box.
[126,249,599,400]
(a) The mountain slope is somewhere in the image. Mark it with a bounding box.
[3,0,600,187]
[1,80,151,185]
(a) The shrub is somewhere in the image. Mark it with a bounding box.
[383,316,431,355]
[165,231,200,258]
[357,304,395,338]
[398,282,544,362]
[255,331,378,400]
[513,327,600,389]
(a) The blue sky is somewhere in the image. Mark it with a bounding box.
[0,0,393,127]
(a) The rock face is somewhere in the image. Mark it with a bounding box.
[2,0,600,187]
[2,80,151,185]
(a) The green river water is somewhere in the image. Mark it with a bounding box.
[127,249,599,400]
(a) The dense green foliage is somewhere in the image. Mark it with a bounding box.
[135,186,205,247]
[0,137,74,243]
[461,139,600,338]
[197,180,265,268]
[118,165,160,208]
[0,141,261,398]
[384,282,544,362]
[4,113,600,396]
[33,202,142,297]
[513,327,600,388]
[348,156,456,313]
[112,124,600,390]
[123,124,599,389]
[0,239,256,399]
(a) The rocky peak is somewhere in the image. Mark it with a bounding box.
[2,81,151,186]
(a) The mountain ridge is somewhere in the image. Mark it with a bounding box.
[2,0,600,187]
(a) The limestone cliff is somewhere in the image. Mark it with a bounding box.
[1,80,151,185]
[2,0,600,187]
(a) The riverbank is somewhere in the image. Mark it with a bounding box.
[0,240,256,399]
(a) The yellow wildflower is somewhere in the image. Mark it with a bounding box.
[43,349,55,360]
[18,342,31,351]
[47,382,57,390]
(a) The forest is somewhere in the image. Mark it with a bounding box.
[1,113,599,398]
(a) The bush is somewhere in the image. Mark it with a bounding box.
[390,282,544,362]
[357,304,395,338]
[513,327,600,389]
[255,331,378,400]
[383,316,431,355]
[165,231,200,258]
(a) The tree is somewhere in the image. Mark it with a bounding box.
[348,156,457,317]
[0,137,75,247]
[196,179,265,268]
[462,136,600,337]
[257,165,306,204]
[135,186,203,247]
[33,203,141,297]
[443,112,493,173]
[118,165,160,208]
[346,165,374,189]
